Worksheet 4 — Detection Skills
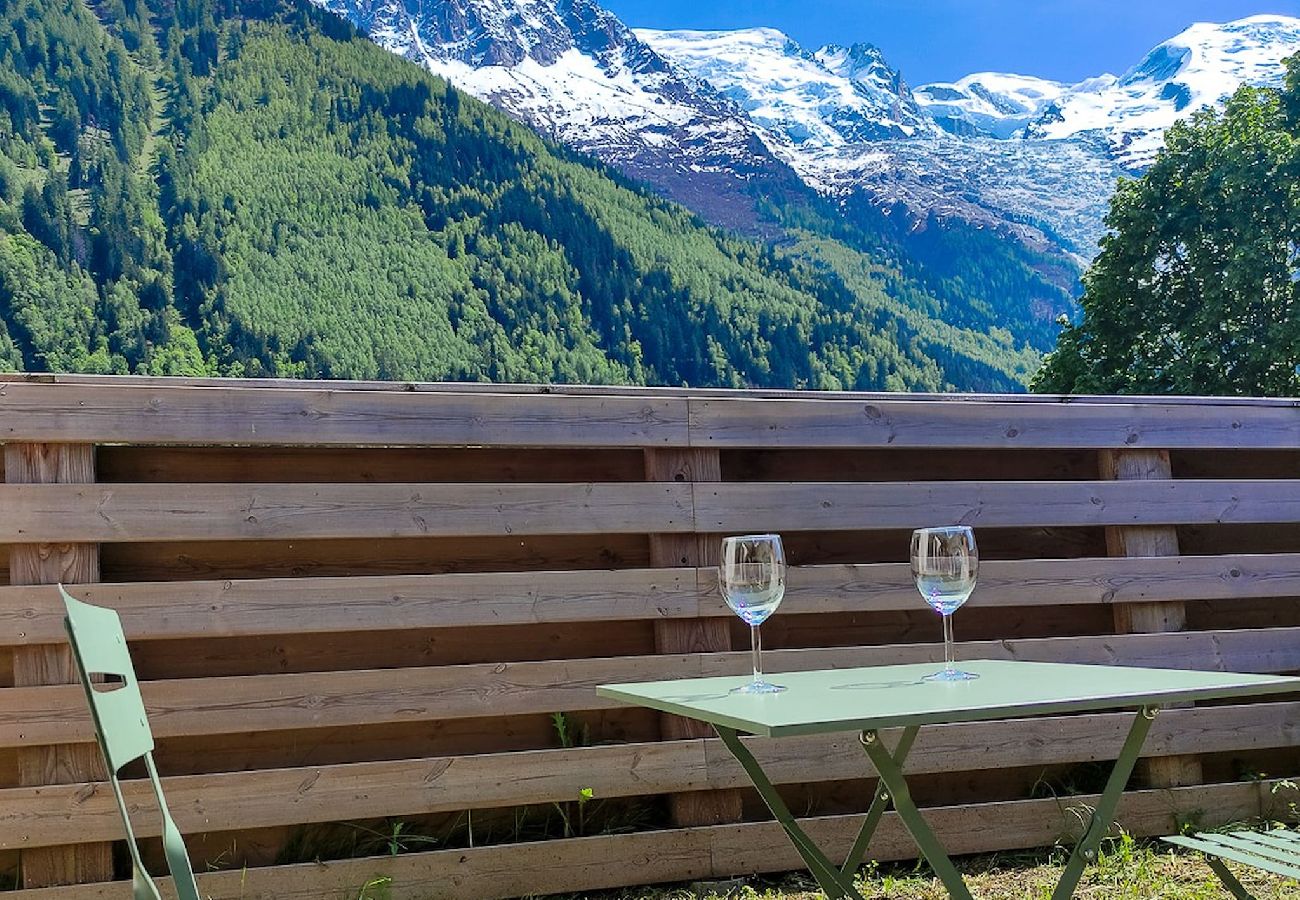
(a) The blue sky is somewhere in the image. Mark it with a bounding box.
[603,0,1300,85]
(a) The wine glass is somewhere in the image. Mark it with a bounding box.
[719,534,787,694]
[911,526,979,682]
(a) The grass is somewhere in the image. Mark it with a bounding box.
[565,835,1300,900]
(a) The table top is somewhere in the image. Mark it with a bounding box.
[596,660,1300,737]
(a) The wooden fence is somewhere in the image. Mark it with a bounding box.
[1,374,1299,898]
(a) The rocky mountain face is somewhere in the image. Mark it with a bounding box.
[634,27,1124,260]
[308,0,1300,306]
[633,28,934,147]
[309,0,807,231]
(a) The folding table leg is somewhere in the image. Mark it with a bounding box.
[840,725,919,878]
[1049,705,1159,900]
[1204,856,1256,900]
[860,728,975,900]
[714,725,865,900]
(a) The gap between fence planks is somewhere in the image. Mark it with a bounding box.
[6,553,1300,645]
[4,479,1300,544]
[2,700,1295,850]
[3,779,1287,900]
[6,628,1300,749]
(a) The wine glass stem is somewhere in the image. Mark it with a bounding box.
[943,613,955,674]
[751,623,763,684]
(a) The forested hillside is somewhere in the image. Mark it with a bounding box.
[0,0,1044,390]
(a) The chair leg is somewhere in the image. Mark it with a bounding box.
[106,774,164,900]
[1204,857,1256,900]
[145,754,203,900]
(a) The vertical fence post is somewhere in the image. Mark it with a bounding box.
[6,442,113,887]
[645,448,744,826]
[1101,448,1203,788]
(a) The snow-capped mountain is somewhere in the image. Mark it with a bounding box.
[634,28,933,148]
[915,73,1075,139]
[310,0,1300,269]
[309,0,804,231]
[638,27,1122,258]
[1023,15,1300,167]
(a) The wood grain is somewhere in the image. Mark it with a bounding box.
[1102,449,1201,789]
[690,395,1300,449]
[0,482,694,543]
[9,554,1300,646]
[3,569,697,645]
[4,779,1286,900]
[645,447,741,827]
[6,628,1300,749]
[4,443,111,887]
[3,701,1296,850]
[0,381,690,447]
[694,480,1300,532]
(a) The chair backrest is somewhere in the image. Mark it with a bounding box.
[60,586,155,774]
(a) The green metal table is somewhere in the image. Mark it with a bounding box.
[598,659,1300,900]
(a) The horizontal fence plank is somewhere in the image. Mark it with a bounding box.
[7,779,1286,900]
[698,481,1300,531]
[0,382,690,447]
[1,378,1297,449]
[690,396,1300,449]
[771,554,1300,614]
[0,569,700,645]
[7,554,1300,646]
[5,629,1299,748]
[10,371,1300,405]
[0,483,693,543]
[6,480,1300,544]
[3,701,1294,849]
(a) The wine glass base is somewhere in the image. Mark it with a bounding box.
[731,680,787,694]
[923,668,980,683]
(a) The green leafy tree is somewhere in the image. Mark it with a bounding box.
[1035,56,1300,396]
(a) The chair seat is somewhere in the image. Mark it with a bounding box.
[1164,829,1300,899]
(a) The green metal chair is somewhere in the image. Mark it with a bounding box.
[60,585,202,900]
[1162,829,1300,899]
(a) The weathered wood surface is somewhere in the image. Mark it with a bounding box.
[10,371,1300,405]
[696,480,1300,531]
[1102,449,1201,789]
[0,482,694,542]
[689,396,1300,449]
[6,628,1300,748]
[8,554,1300,646]
[645,447,742,826]
[5,779,1287,900]
[4,479,1299,544]
[0,381,690,447]
[4,443,112,887]
[0,378,1298,897]
[1,379,1297,449]
[9,569,696,644]
[3,700,1295,850]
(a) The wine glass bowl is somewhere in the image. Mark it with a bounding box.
[911,526,979,682]
[719,534,786,694]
